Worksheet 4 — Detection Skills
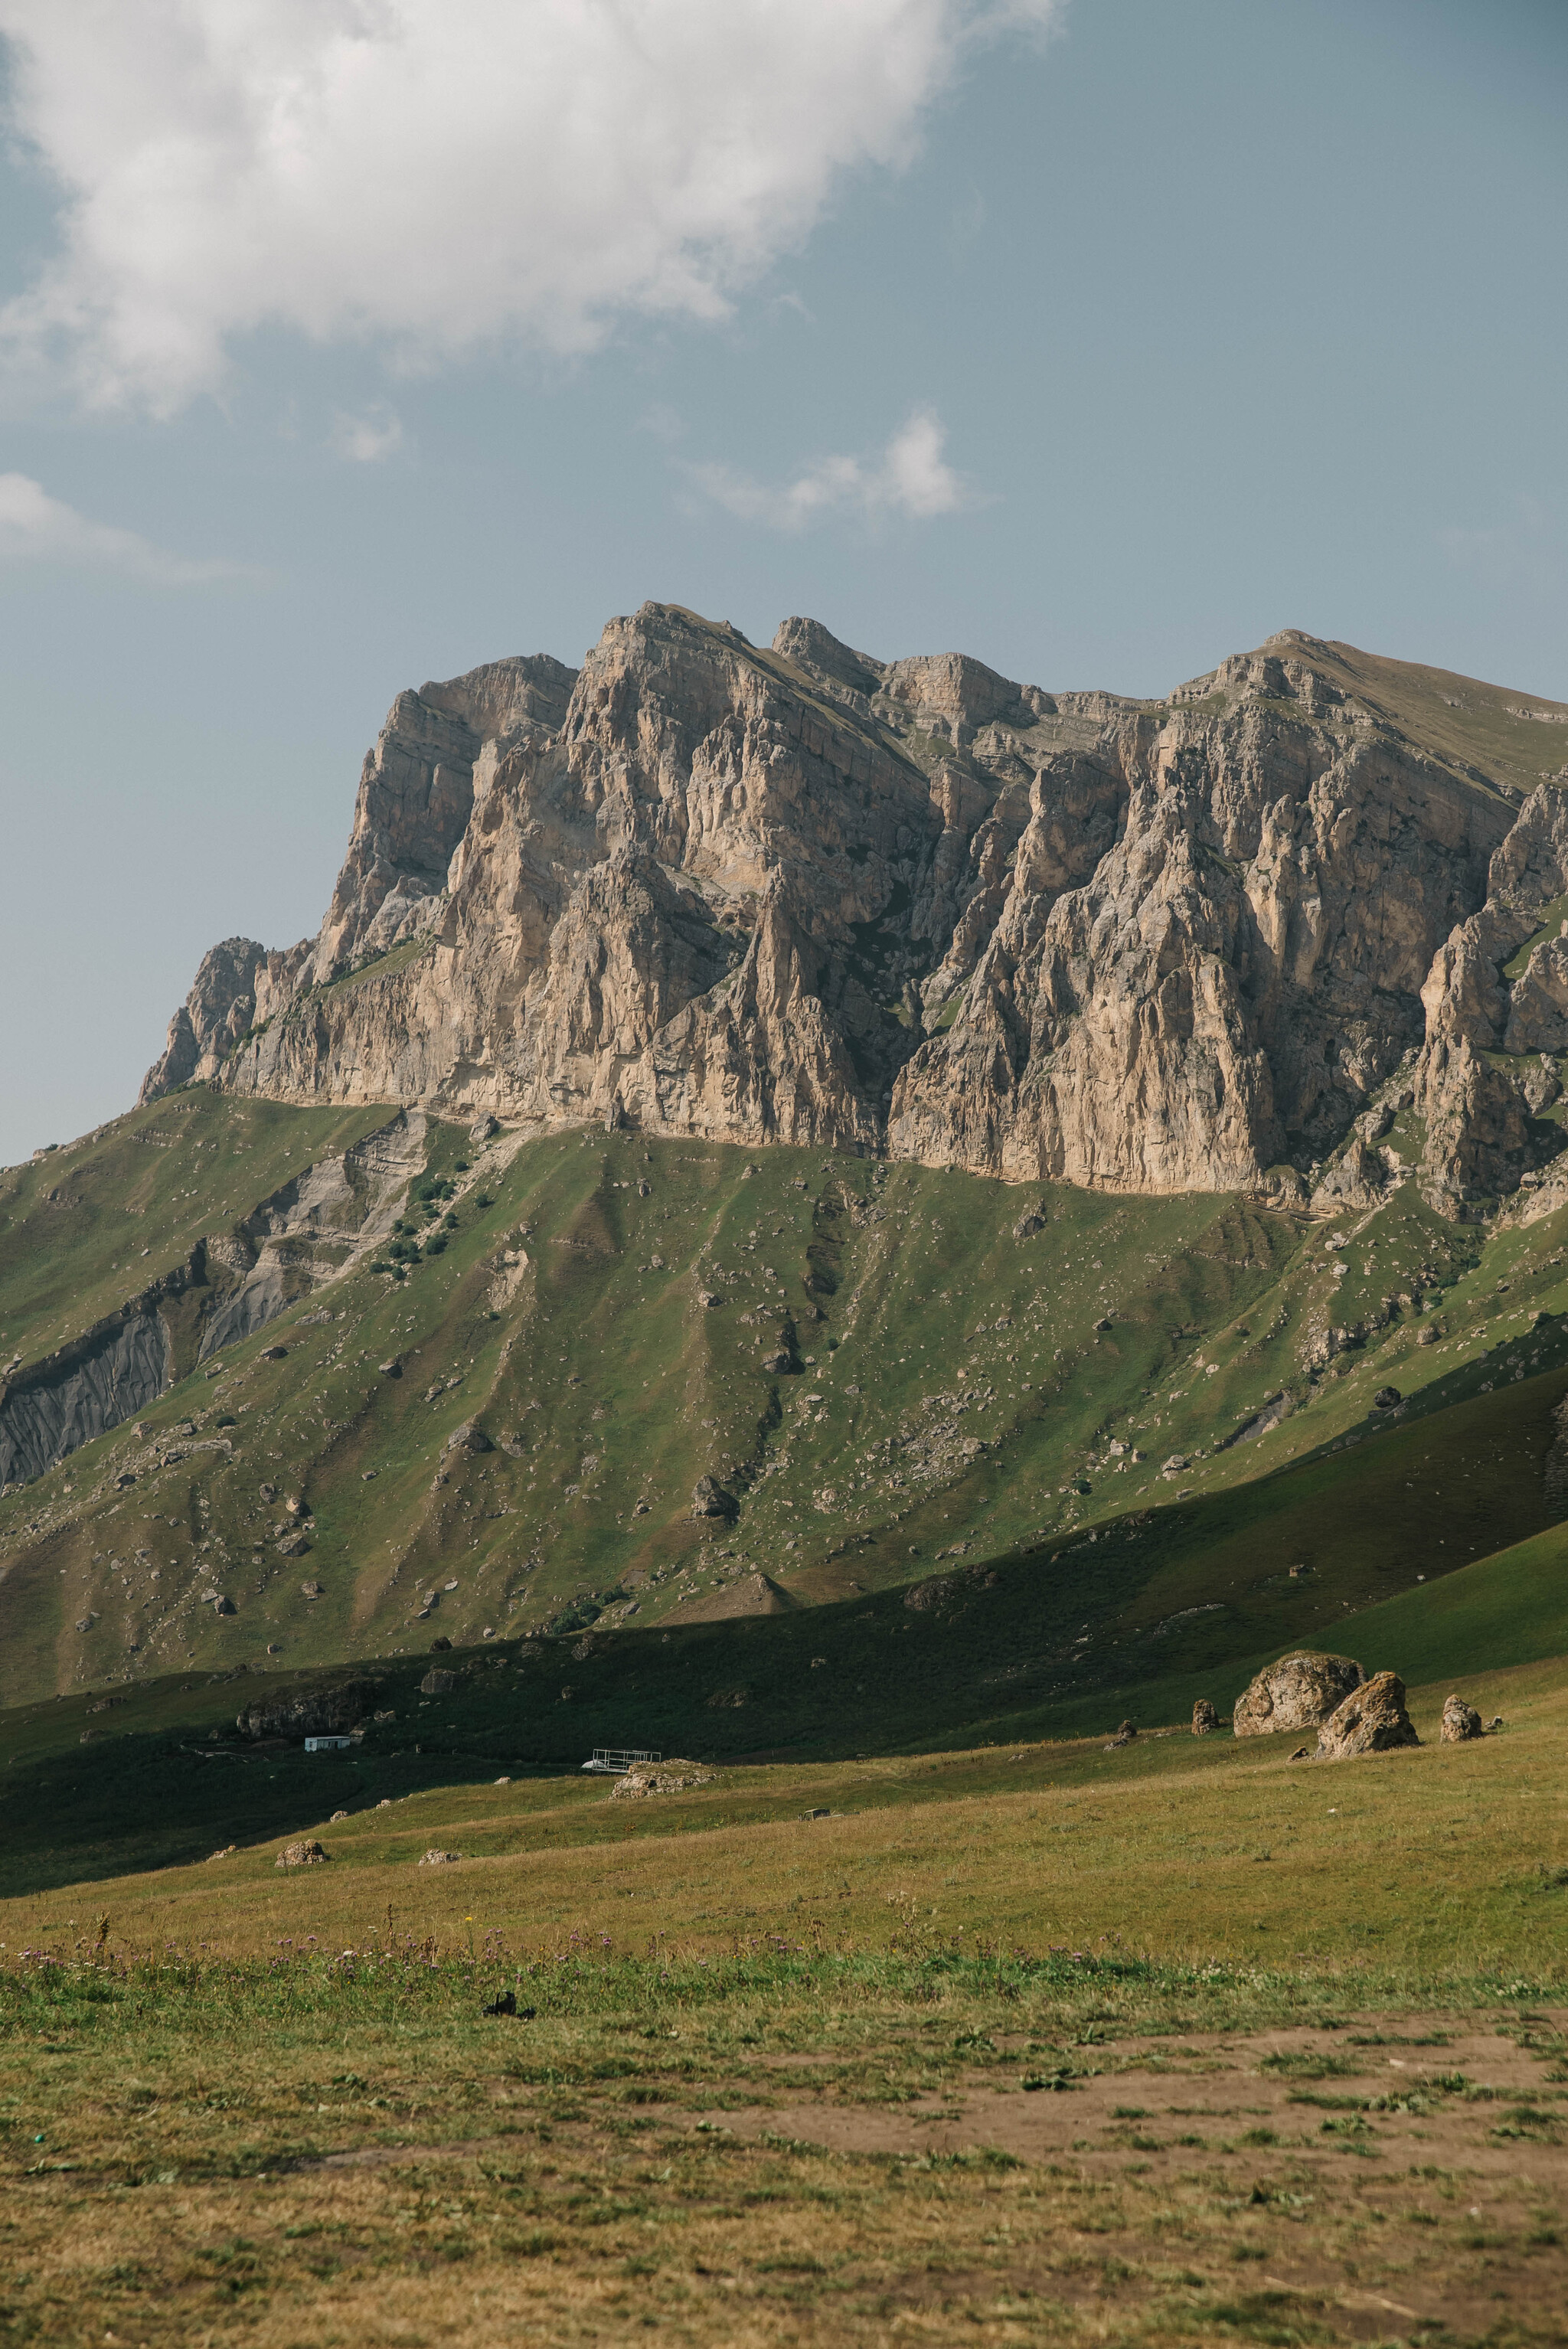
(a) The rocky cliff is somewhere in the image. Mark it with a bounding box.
[142,608,1568,1216]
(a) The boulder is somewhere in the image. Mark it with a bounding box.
[611,1759,716,1799]
[1233,1650,1366,1738]
[446,1420,492,1454]
[1374,1386,1402,1410]
[418,1849,461,1866]
[276,1839,328,1868]
[1441,1694,1485,1743]
[237,1679,378,1741]
[420,1668,456,1694]
[1191,1698,1218,1736]
[1315,1669,1420,1759]
[691,1476,737,1520]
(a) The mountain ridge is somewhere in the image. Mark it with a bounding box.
[137,607,1568,1223]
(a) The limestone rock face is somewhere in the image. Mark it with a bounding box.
[1233,1649,1365,1738]
[142,611,1568,1214]
[1441,1694,1484,1742]
[1315,1668,1420,1758]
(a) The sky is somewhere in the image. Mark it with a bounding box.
[1,0,1565,1166]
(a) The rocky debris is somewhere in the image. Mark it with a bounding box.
[277,1534,310,1558]
[691,1476,737,1520]
[260,1344,287,1361]
[276,1839,328,1868]
[207,1844,237,1861]
[330,1808,349,1821]
[1093,1316,1113,1333]
[446,1421,492,1454]
[1161,1455,1189,1475]
[299,1579,323,1599]
[1191,1698,1218,1736]
[610,1758,716,1799]
[1374,1385,1402,1409]
[237,1681,377,1740]
[419,1849,461,1866]
[1104,1719,1137,1749]
[420,1668,456,1694]
[1441,1694,1485,1742]
[1315,1668,1420,1758]
[378,1358,401,1377]
[211,1595,235,1616]
[1233,1650,1366,1739]
[697,1289,723,1309]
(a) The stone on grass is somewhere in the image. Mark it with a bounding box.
[276,1839,328,1868]
[446,1420,492,1454]
[1233,1650,1365,1738]
[1191,1698,1218,1737]
[1315,1669,1420,1759]
[419,1849,461,1866]
[420,1668,456,1694]
[1441,1694,1484,1743]
[691,1476,737,1520]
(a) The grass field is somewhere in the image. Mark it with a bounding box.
[2,1657,1564,2347]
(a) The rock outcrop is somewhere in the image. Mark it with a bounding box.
[1233,1649,1366,1738]
[609,1757,716,1798]
[1315,1669,1420,1757]
[142,612,1568,1214]
[237,1680,379,1740]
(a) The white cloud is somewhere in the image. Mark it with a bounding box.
[0,1,1061,413]
[688,407,967,529]
[0,471,251,583]
[332,405,404,462]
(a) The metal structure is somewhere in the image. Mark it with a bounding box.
[580,1746,662,1775]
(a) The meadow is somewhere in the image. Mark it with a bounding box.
[3,1657,1564,2347]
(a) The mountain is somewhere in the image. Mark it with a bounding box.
[4,609,1568,1720]
[139,605,1568,1214]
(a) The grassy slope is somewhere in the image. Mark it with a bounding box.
[4,1476,1566,1901]
[1238,629,1568,798]
[5,1089,1568,1714]
[5,1651,1566,1973]
[0,1091,390,1368]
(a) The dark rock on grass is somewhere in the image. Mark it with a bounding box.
[430,1635,452,1652]
[446,1420,492,1454]
[1234,1650,1365,1738]
[483,1990,519,2017]
[237,1679,377,1741]
[1374,1385,1402,1409]
[1315,1669,1420,1759]
[1192,1698,1218,1736]
[420,1668,456,1694]
[1442,1694,1485,1742]
[691,1476,737,1520]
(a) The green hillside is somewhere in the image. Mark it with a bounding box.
[5,1083,1568,1714]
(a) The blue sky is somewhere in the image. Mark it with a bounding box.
[1,0,1565,1165]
